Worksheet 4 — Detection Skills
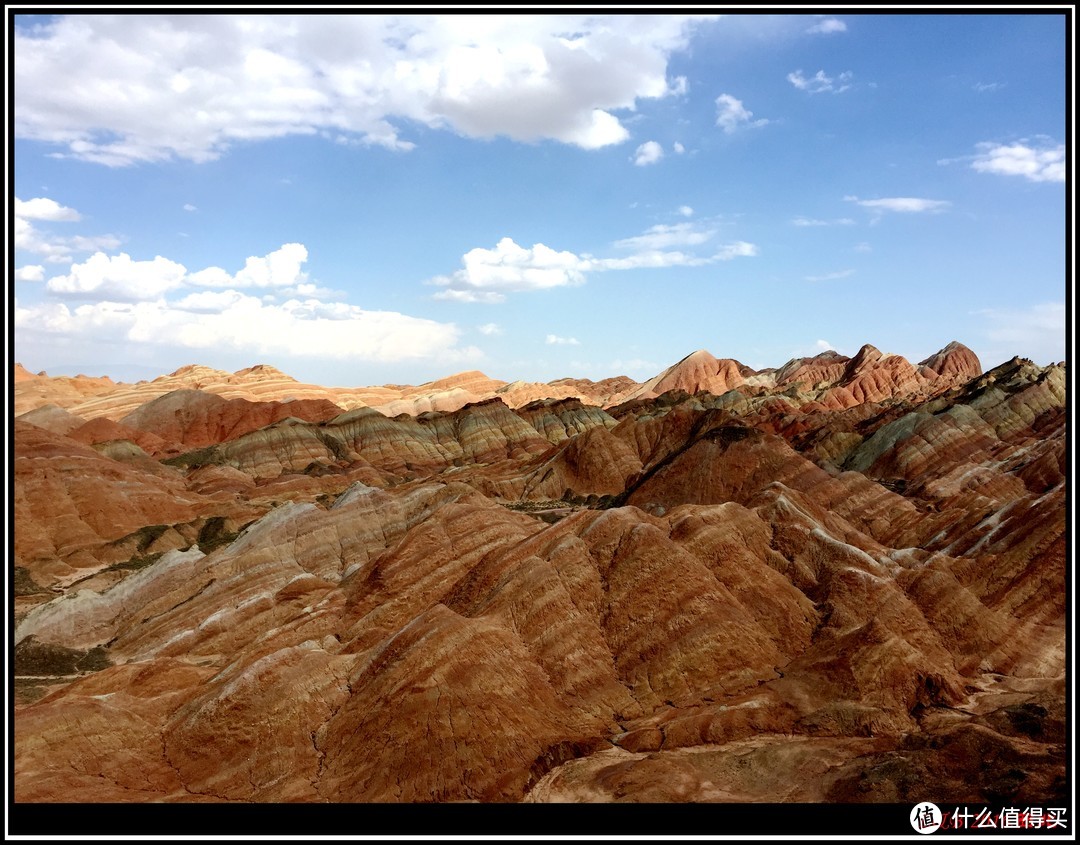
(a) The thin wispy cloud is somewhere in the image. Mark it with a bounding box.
[615,222,714,251]
[806,18,847,35]
[975,302,1065,364]
[791,216,856,227]
[787,69,853,94]
[715,94,769,134]
[805,269,855,282]
[477,323,503,336]
[845,195,951,213]
[546,334,580,346]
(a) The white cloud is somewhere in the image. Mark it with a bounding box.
[187,243,309,289]
[976,302,1065,364]
[15,15,713,165]
[633,140,664,166]
[815,339,834,352]
[593,241,757,269]
[183,203,197,212]
[15,196,120,263]
[970,139,1065,183]
[546,334,580,346]
[433,289,507,305]
[678,205,694,217]
[791,216,856,227]
[805,269,855,282]
[713,241,759,260]
[46,252,189,301]
[431,237,589,303]
[853,241,872,253]
[430,231,758,302]
[973,82,1004,93]
[715,93,768,134]
[787,69,853,94]
[171,289,248,313]
[478,322,503,336]
[615,222,714,250]
[673,141,686,154]
[15,197,81,221]
[43,242,310,302]
[668,75,689,96]
[15,265,46,282]
[806,18,847,35]
[845,196,951,213]
[16,294,471,364]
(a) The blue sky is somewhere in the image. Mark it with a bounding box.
[12,12,1068,387]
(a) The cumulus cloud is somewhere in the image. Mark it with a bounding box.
[43,242,310,302]
[15,197,81,221]
[805,269,855,282]
[15,197,121,263]
[673,141,685,154]
[806,18,846,35]
[815,339,834,352]
[15,265,46,282]
[787,69,853,94]
[16,294,470,363]
[477,322,503,336]
[791,216,856,227]
[430,230,758,302]
[546,334,580,345]
[845,195,951,213]
[633,140,664,166]
[970,139,1065,183]
[187,243,309,289]
[183,203,197,212]
[430,238,589,304]
[46,252,189,300]
[15,15,712,165]
[715,93,768,134]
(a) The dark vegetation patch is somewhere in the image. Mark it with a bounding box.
[105,551,164,573]
[161,444,222,469]
[315,430,350,461]
[108,523,169,554]
[14,636,112,677]
[196,516,242,553]
[14,567,48,596]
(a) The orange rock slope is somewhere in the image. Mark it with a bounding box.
[12,341,1067,810]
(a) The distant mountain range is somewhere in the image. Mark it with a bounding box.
[14,340,1066,807]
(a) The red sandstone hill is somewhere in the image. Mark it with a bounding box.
[12,341,1066,808]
